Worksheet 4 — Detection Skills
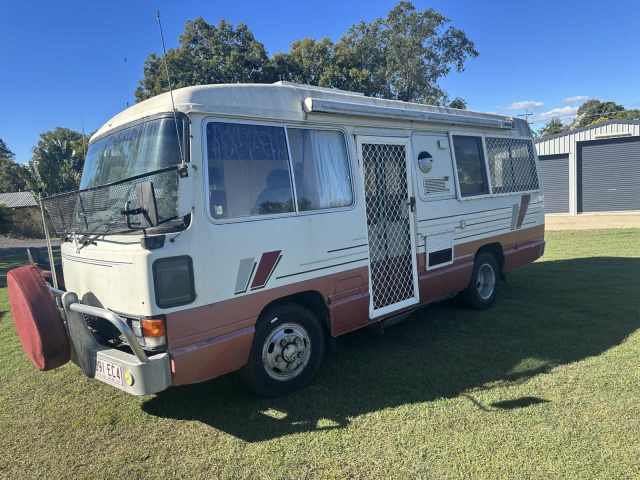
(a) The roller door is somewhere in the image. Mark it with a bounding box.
[538,154,569,213]
[579,137,640,212]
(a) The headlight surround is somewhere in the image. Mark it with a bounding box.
[152,256,196,308]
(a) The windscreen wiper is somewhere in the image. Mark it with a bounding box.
[76,218,124,250]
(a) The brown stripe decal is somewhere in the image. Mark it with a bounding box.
[250,250,282,289]
[516,194,531,229]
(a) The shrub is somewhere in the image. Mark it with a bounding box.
[0,205,46,239]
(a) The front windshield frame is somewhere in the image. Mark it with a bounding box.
[81,111,190,189]
[42,112,191,238]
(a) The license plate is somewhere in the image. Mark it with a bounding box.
[95,358,123,386]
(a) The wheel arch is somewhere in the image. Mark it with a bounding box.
[258,290,331,337]
[475,242,505,273]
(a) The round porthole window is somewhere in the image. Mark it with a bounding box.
[417,151,433,174]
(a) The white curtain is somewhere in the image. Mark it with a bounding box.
[290,129,352,210]
[311,131,351,208]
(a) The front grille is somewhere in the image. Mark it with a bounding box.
[82,314,123,347]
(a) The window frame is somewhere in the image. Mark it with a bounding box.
[485,135,540,194]
[449,131,541,201]
[285,126,355,213]
[450,133,492,199]
[202,116,356,224]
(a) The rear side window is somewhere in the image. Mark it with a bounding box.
[485,137,539,193]
[207,123,294,219]
[452,135,489,197]
[287,129,353,211]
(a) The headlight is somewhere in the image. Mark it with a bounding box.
[152,256,196,308]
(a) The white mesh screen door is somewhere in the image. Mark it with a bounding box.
[357,137,419,318]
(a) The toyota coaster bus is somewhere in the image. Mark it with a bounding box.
[7,81,545,397]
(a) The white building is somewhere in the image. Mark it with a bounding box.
[535,120,640,214]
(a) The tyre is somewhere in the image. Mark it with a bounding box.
[463,252,500,310]
[7,265,70,370]
[241,303,325,397]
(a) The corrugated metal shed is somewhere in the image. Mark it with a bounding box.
[0,191,37,208]
[535,121,640,215]
[536,120,640,156]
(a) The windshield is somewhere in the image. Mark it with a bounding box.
[81,116,184,188]
[42,116,186,238]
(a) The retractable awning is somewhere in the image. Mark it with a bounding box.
[303,97,514,130]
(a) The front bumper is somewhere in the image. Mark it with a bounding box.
[53,288,171,396]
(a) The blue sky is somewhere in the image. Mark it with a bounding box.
[1,0,639,163]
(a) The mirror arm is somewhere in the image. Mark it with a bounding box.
[121,200,151,230]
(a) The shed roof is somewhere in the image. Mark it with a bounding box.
[535,119,640,143]
[535,120,640,156]
[0,191,37,208]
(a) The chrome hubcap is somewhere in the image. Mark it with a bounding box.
[476,263,496,300]
[262,322,311,381]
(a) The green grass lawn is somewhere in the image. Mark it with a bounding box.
[1,229,639,479]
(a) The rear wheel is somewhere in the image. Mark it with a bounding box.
[463,252,499,310]
[242,303,325,397]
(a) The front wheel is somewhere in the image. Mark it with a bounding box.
[463,252,500,310]
[241,303,325,397]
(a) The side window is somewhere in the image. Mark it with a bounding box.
[287,129,353,211]
[452,135,489,197]
[207,122,294,219]
[485,137,539,193]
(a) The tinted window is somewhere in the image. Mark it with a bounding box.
[287,129,353,211]
[453,135,489,197]
[207,123,294,219]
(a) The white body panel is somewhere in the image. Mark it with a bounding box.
[62,83,543,323]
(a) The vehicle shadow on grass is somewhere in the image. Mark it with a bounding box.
[143,256,640,442]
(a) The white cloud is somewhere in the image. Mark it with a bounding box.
[507,100,544,110]
[533,105,579,123]
[563,95,588,105]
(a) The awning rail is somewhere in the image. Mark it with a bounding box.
[303,97,514,129]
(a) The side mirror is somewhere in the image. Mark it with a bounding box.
[121,181,160,229]
[135,181,159,227]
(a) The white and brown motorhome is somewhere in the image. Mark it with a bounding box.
[7,82,544,396]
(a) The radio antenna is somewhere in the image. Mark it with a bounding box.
[156,10,187,175]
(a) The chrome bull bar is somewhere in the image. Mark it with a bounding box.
[49,287,171,395]
[67,301,149,363]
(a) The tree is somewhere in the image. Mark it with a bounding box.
[135,18,272,101]
[270,38,337,86]
[572,100,625,129]
[136,2,478,105]
[570,99,640,129]
[540,118,566,137]
[0,138,30,193]
[0,138,12,161]
[338,2,477,103]
[30,128,88,195]
[448,97,467,109]
[0,204,12,234]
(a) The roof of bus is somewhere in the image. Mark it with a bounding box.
[93,81,517,141]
